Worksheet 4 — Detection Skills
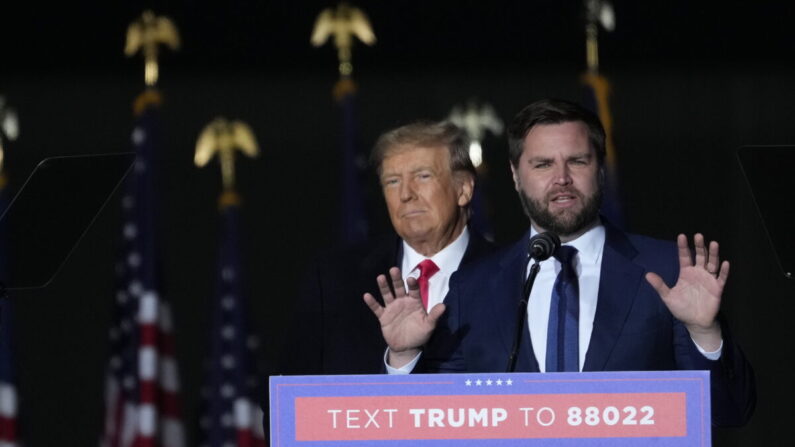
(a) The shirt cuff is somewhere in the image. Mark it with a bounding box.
[384,348,422,374]
[692,337,723,361]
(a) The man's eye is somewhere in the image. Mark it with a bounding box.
[534,162,550,169]
[384,179,399,187]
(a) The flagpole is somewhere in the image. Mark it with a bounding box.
[195,119,266,445]
[311,2,376,245]
[101,11,184,447]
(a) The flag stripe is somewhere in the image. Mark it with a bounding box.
[0,416,16,440]
[101,89,185,447]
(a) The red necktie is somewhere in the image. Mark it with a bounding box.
[416,259,440,310]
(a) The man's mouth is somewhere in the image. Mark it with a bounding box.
[548,191,579,207]
[402,209,426,218]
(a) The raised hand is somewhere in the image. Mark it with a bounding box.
[645,234,726,350]
[363,267,446,367]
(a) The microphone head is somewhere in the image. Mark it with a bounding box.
[528,232,561,261]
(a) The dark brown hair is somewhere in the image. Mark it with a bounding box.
[507,98,606,167]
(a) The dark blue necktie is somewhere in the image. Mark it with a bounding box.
[546,245,579,372]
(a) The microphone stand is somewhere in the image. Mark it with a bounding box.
[506,258,542,372]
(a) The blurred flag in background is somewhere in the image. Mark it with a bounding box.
[194,117,266,446]
[581,0,624,227]
[0,95,20,447]
[197,192,266,447]
[100,90,185,447]
[0,164,19,447]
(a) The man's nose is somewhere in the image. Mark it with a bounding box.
[552,164,572,185]
[399,181,416,201]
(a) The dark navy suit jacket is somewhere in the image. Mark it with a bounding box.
[418,222,755,427]
[278,229,495,375]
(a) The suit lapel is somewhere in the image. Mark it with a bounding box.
[583,224,646,371]
[492,231,540,373]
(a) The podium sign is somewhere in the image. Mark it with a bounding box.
[270,371,710,447]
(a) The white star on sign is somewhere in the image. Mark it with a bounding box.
[486,379,493,386]
[465,380,472,386]
[506,379,513,386]
[496,379,503,385]
[475,379,482,386]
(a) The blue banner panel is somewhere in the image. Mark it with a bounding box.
[270,370,710,447]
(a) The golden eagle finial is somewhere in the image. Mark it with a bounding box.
[448,100,504,169]
[311,2,376,76]
[195,118,259,198]
[125,10,181,87]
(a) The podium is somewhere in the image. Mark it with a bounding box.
[270,370,710,446]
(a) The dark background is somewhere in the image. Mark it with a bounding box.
[1,1,793,445]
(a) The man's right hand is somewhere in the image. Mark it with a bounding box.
[363,267,446,368]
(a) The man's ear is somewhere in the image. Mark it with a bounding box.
[455,172,475,207]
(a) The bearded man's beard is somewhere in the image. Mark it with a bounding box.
[518,186,603,237]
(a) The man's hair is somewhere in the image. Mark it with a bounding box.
[371,121,476,180]
[507,98,606,167]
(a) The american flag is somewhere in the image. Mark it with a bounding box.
[197,193,265,447]
[100,90,185,447]
[0,170,19,447]
[0,300,18,447]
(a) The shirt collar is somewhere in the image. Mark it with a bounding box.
[530,220,605,266]
[403,227,470,275]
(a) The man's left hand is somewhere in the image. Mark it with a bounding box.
[646,233,726,351]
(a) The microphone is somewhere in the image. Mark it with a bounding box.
[528,232,561,262]
[506,231,560,372]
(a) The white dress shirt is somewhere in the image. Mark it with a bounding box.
[528,224,604,371]
[401,227,470,311]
